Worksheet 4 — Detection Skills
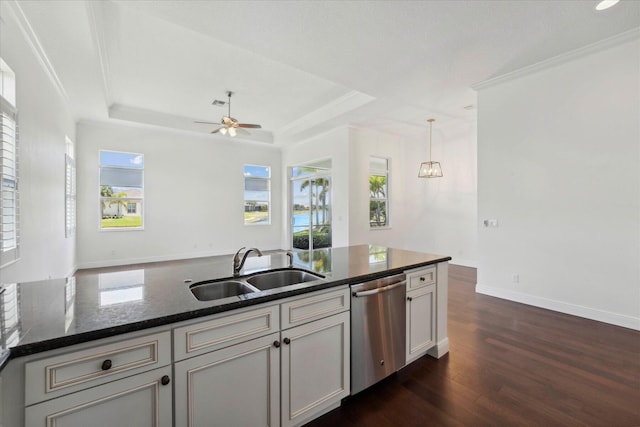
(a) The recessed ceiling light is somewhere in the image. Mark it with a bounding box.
[596,0,620,11]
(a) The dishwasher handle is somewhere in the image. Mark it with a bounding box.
[352,280,406,297]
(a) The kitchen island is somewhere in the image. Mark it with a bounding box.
[0,245,450,427]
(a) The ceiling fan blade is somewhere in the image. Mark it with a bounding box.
[237,124,262,129]
[211,127,224,134]
[195,121,220,125]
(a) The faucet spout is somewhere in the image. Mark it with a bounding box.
[233,247,263,277]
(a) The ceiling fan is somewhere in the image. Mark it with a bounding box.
[195,91,262,136]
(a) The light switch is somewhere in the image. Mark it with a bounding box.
[483,219,499,227]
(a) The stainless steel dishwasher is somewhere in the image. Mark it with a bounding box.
[350,273,406,395]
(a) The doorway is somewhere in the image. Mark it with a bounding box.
[290,163,332,250]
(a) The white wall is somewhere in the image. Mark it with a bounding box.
[76,121,282,268]
[403,122,478,266]
[476,37,640,329]
[347,127,408,249]
[281,125,478,267]
[0,3,76,283]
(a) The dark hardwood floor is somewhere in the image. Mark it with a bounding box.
[305,265,640,427]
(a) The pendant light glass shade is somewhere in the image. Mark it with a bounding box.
[418,118,443,178]
[418,161,443,178]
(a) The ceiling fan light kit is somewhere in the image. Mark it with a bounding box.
[418,118,443,178]
[194,91,262,136]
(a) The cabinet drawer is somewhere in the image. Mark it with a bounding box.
[407,266,436,291]
[25,331,171,406]
[281,287,350,329]
[25,365,173,427]
[174,304,279,361]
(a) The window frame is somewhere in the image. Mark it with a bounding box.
[99,150,144,231]
[369,156,390,229]
[243,164,271,226]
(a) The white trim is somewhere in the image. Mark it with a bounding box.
[426,337,449,359]
[85,1,112,106]
[450,259,478,269]
[476,283,640,331]
[5,0,69,102]
[473,27,640,91]
[76,247,281,270]
[277,91,375,137]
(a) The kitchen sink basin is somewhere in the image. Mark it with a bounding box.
[190,280,258,301]
[245,269,325,291]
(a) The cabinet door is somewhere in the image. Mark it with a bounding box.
[24,366,172,427]
[406,284,436,364]
[281,311,350,427]
[174,332,280,427]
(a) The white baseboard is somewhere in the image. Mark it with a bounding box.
[450,258,478,268]
[77,250,237,270]
[77,247,287,270]
[427,337,450,359]
[476,284,640,331]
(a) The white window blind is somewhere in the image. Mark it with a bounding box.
[65,149,76,238]
[0,99,18,267]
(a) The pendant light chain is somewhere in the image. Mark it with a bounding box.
[429,119,433,161]
[418,118,443,178]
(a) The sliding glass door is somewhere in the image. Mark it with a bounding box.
[291,167,331,250]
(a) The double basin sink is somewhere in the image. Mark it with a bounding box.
[190,268,325,301]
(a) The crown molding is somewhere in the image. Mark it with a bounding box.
[5,0,69,102]
[276,90,375,138]
[85,0,112,106]
[473,27,640,91]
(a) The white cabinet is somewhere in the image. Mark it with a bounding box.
[24,365,172,427]
[22,330,173,427]
[406,283,436,364]
[173,287,350,427]
[25,331,171,405]
[405,263,449,363]
[174,332,280,427]
[281,311,350,427]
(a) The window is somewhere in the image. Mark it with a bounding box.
[0,58,18,267]
[99,151,144,229]
[244,165,270,225]
[65,137,76,238]
[369,157,389,228]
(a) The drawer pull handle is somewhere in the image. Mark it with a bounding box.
[407,296,413,301]
[273,340,281,348]
[283,337,291,345]
[161,375,171,386]
[101,359,112,371]
[420,276,426,282]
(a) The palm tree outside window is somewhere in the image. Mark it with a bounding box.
[99,151,144,229]
[370,157,390,228]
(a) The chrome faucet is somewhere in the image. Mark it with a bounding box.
[233,247,263,277]
[286,250,294,268]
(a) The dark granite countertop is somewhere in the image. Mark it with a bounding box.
[0,245,450,369]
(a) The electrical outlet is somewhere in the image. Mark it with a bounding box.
[483,219,499,227]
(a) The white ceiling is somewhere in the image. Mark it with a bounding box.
[10,0,640,145]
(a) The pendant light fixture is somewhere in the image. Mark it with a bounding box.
[418,118,443,178]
